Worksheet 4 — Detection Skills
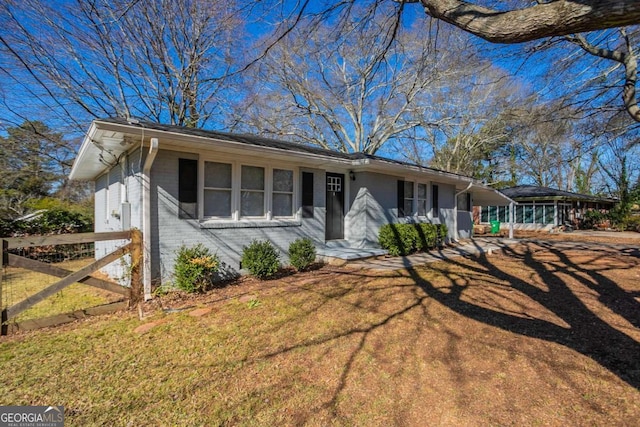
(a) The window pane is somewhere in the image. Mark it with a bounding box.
[404,181,414,198]
[204,162,231,188]
[457,193,469,211]
[241,191,264,216]
[418,183,427,199]
[404,200,413,216]
[418,200,427,216]
[535,206,544,223]
[273,169,293,192]
[498,206,507,222]
[516,206,523,223]
[241,165,264,190]
[545,205,555,224]
[524,205,533,223]
[273,193,293,217]
[481,206,488,223]
[204,190,231,217]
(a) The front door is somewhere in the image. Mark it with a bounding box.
[325,173,344,240]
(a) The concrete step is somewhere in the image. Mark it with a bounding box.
[324,239,351,248]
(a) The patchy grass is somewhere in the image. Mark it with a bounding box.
[1,259,124,322]
[1,240,639,426]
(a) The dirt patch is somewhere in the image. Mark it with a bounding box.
[514,229,640,245]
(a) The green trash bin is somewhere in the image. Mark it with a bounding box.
[490,220,500,234]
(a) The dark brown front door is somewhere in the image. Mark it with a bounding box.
[325,173,344,240]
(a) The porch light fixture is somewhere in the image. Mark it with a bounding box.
[349,170,356,181]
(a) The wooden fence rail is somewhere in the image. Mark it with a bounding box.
[1,230,142,335]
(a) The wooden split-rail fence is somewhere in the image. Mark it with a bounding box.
[0,230,143,335]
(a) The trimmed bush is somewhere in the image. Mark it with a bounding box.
[288,238,317,271]
[436,224,448,247]
[173,244,220,293]
[241,239,280,279]
[416,223,438,250]
[379,223,446,256]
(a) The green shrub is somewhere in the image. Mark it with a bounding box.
[1,208,93,237]
[625,215,640,233]
[241,239,280,279]
[288,238,317,271]
[582,210,605,229]
[379,224,409,256]
[416,223,438,250]
[436,224,448,246]
[173,244,219,293]
[379,223,444,256]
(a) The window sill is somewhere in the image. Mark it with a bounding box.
[199,219,302,229]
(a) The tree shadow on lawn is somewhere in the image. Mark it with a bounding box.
[412,240,640,389]
[218,240,640,421]
[182,242,639,422]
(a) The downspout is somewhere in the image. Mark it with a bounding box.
[142,138,159,300]
[454,182,473,241]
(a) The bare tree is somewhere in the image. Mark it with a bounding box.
[402,67,529,178]
[0,0,245,131]
[263,1,640,128]
[234,11,496,154]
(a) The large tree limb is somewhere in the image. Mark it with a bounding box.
[567,31,640,122]
[405,0,640,43]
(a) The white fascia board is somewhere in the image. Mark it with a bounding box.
[69,122,101,181]
[472,187,517,206]
[359,158,477,186]
[90,120,356,168]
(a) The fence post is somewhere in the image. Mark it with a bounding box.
[129,229,143,307]
[1,239,8,335]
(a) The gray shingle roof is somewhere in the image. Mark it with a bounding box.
[500,185,616,204]
[99,117,471,179]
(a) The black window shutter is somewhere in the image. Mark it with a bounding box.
[179,159,197,218]
[397,180,405,218]
[432,184,439,217]
[302,172,314,218]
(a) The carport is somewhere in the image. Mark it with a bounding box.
[464,185,516,239]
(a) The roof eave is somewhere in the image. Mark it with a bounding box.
[69,122,101,181]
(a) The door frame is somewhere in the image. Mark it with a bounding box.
[325,172,345,240]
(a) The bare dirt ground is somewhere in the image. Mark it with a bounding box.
[513,229,640,245]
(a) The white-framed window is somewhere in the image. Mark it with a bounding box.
[241,165,265,218]
[272,168,294,217]
[204,161,232,218]
[327,175,341,192]
[417,183,428,216]
[404,181,414,216]
[195,158,297,222]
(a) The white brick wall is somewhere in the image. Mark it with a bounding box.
[150,151,326,285]
[92,146,467,287]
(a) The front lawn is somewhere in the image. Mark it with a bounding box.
[1,240,639,426]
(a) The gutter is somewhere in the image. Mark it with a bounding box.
[142,138,159,300]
